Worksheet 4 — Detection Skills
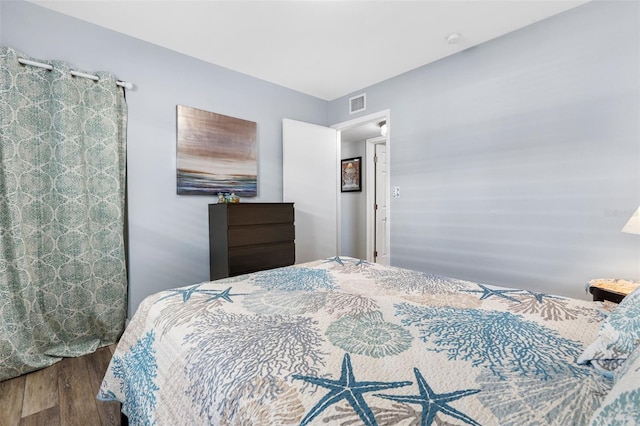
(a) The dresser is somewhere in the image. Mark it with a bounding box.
[208,203,295,280]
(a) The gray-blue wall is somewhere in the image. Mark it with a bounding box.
[1,0,328,317]
[3,0,638,312]
[329,0,640,299]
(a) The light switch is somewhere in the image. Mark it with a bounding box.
[392,186,400,198]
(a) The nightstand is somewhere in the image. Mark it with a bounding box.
[588,279,640,303]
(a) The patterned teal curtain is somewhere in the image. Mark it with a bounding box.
[0,46,127,381]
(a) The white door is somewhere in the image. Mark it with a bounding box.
[374,143,388,265]
[282,119,339,263]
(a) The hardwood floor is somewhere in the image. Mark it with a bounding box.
[0,345,122,426]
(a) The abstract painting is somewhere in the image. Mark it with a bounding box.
[177,105,257,196]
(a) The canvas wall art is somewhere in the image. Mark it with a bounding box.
[177,105,257,196]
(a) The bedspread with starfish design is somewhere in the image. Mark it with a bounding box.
[98,257,611,425]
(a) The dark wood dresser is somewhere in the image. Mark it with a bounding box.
[208,203,295,280]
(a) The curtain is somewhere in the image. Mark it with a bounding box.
[0,46,127,381]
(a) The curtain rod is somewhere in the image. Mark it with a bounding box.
[17,57,134,90]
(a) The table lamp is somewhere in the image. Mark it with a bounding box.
[622,206,640,235]
[587,207,640,302]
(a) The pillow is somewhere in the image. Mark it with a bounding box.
[589,343,640,425]
[578,286,640,378]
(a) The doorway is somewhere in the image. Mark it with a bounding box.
[333,110,390,264]
[366,137,388,265]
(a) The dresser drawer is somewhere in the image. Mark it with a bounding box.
[228,242,295,276]
[228,224,294,247]
[227,204,294,226]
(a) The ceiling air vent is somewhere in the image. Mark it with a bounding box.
[349,93,366,114]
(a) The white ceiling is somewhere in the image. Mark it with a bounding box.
[30,0,588,101]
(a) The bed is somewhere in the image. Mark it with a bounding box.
[98,257,640,425]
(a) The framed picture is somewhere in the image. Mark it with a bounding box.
[176,105,257,196]
[341,157,362,192]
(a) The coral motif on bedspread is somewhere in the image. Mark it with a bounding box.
[242,290,328,316]
[323,292,381,317]
[183,311,325,423]
[475,367,610,426]
[507,292,587,321]
[395,303,584,380]
[322,402,422,425]
[364,267,471,295]
[251,267,337,291]
[99,331,159,425]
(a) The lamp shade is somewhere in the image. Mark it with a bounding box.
[621,206,640,235]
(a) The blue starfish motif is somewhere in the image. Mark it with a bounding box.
[204,286,247,303]
[293,353,412,426]
[155,284,221,303]
[155,284,245,304]
[324,256,344,266]
[375,368,481,426]
[525,290,563,303]
[465,283,523,303]
[355,259,370,266]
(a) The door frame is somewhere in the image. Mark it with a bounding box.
[365,136,387,263]
[331,109,390,263]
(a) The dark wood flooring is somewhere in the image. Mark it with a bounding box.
[0,345,122,426]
